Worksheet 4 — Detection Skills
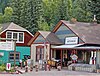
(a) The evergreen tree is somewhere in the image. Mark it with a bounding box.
[72,0,92,22]
[10,0,44,34]
[0,0,9,13]
[11,0,23,25]
[26,0,43,34]
[89,0,100,23]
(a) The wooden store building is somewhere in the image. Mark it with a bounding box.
[29,20,100,69]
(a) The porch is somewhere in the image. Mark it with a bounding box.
[50,44,100,68]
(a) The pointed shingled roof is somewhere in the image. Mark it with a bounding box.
[38,31,51,38]
[28,30,63,45]
[46,32,63,44]
[0,22,33,36]
[52,20,100,44]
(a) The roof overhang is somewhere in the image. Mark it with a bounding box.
[51,44,84,49]
[51,44,100,50]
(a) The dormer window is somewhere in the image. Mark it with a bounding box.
[6,31,24,43]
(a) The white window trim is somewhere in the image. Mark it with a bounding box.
[6,31,24,43]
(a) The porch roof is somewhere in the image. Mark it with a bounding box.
[51,44,83,49]
[51,44,100,50]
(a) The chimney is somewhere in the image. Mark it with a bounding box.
[70,18,77,24]
[93,15,97,24]
[91,15,97,25]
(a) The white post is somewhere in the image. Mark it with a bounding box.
[89,51,93,64]
[94,51,96,64]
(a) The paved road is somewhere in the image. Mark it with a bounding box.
[0,69,100,76]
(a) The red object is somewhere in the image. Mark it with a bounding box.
[8,64,10,69]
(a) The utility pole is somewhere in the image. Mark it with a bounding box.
[14,40,16,69]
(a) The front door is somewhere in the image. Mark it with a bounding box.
[56,50,61,59]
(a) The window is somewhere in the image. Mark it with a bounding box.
[13,32,17,39]
[6,31,24,43]
[36,46,44,61]
[19,33,23,42]
[9,52,20,62]
[7,32,12,39]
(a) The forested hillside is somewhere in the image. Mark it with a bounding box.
[0,0,100,34]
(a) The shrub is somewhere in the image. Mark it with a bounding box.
[0,64,6,71]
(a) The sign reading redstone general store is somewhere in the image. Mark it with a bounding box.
[65,37,78,44]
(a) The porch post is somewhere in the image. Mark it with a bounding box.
[61,49,63,67]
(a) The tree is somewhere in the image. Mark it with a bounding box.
[0,7,13,23]
[0,0,10,13]
[10,0,44,34]
[3,7,13,23]
[43,0,59,26]
[71,0,92,22]
[38,16,50,31]
[89,0,100,23]
[0,13,3,23]
[10,0,23,25]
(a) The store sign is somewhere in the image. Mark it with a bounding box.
[65,37,78,44]
[0,42,14,51]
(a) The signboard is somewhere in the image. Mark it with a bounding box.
[6,63,11,70]
[0,42,14,51]
[39,60,43,65]
[65,37,78,44]
[19,59,22,63]
[71,54,78,60]
[27,59,31,66]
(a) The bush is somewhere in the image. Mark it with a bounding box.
[0,64,6,71]
[0,63,15,73]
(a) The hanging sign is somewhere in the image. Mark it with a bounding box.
[65,37,78,44]
[0,42,14,51]
[71,54,78,60]
[6,63,11,70]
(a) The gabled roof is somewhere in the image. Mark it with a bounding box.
[0,22,33,36]
[52,20,100,44]
[46,32,63,44]
[38,31,51,38]
[28,31,63,45]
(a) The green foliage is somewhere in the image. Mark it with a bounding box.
[38,16,50,31]
[0,64,6,71]
[89,0,100,23]
[0,13,3,23]
[10,0,43,34]
[0,0,10,13]
[4,0,98,34]
[72,0,92,22]
[0,7,13,23]
[3,7,13,23]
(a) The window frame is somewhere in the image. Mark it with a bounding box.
[6,31,24,43]
[9,52,20,62]
[36,46,44,62]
